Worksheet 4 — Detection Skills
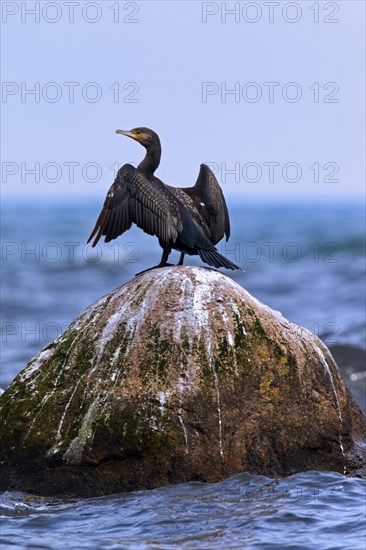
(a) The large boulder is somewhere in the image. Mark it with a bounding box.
[0,266,365,496]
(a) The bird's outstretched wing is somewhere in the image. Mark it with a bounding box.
[166,185,211,239]
[87,168,131,246]
[87,164,182,247]
[177,164,230,245]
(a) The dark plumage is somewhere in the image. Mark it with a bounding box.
[87,127,240,272]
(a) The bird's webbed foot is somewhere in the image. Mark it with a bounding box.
[135,263,173,276]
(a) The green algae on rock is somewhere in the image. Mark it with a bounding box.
[0,266,365,497]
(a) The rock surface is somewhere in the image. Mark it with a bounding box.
[0,266,365,496]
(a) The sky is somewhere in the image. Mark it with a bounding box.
[1,0,365,201]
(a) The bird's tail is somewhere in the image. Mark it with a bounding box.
[198,247,241,271]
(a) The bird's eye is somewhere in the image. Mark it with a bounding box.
[134,129,141,135]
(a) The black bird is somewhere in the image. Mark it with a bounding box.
[87,127,240,273]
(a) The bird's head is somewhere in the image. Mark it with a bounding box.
[115,127,159,148]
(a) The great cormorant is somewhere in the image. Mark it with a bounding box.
[87,127,240,272]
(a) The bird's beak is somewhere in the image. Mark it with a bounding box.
[115,129,140,140]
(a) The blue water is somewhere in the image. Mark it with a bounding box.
[1,472,365,550]
[1,200,365,549]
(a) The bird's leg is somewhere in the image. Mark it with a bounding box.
[177,252,185,266]
[135,248,173,276]
[159,247,172,266]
